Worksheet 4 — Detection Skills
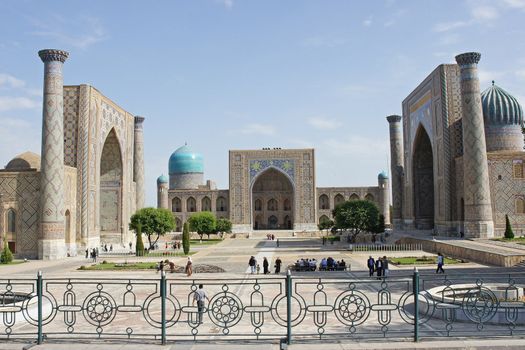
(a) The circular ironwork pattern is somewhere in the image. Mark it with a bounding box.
[270,294,307,327]
[208,292,243,328]
[461,287,498,323]
[334,290,370,326]
[398,291,435,325]
[82,291,116,326]
[142,294,180,328]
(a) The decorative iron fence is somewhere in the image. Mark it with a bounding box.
[1,271,524,345]
[350,243,423,252]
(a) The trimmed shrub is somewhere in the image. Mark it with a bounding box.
[183,222,190,255]
[0,238,13,264]
[504,214,514,239]
[135,224,145,256]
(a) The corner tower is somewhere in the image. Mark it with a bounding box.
[455,52,494,238]
[38,49,69,260]
[378,171,390,226]
[386,115,403,230]
[157,174,169,209]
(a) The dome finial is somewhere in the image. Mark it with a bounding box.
[492,80,495,86]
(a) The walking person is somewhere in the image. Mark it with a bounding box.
[192,284,210,324]
[263,257,269,274]
[382,256,389,277]
[367,256,375,277]
[375,256,382,279]
[129,241,132,250]
[185,257,193,277]
[274,257,282,274]
[157,260,164,273]
[85,249,89,259]
[248,256,256,274]
[436,252,445,274]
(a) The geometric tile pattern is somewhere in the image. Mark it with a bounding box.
[457,59,494,236]
[63,88,79,167]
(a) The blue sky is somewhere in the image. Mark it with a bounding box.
[1,0,525,206]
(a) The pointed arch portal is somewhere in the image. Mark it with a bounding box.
[99,129,123,237]
[251,167,294,230]
[413,126,435,229]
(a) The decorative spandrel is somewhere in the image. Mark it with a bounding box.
[249,159,295,182]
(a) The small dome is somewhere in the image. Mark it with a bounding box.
[378,171,388,180]
[5,151,41,170]
[481,82,523,127]
[168,144,203,175]
[157,174,168,184]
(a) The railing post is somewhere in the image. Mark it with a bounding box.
[413,267,419,342]
[37,270,43,344]
[286,270,292,345]
[160,271,167,345]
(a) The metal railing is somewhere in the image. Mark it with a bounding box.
[350,243,423,252]
[1,271,524,345]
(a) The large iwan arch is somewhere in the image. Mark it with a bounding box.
[412,125,434,229]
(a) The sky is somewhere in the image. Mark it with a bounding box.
[1,0,525,207]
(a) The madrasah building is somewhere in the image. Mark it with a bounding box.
[156,146,390,234]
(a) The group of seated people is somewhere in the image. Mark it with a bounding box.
[293,257,347,271]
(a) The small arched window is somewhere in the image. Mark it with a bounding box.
[349,193,359,201]
[7,209,16,233]
[319,194,329,210]
[365,193,375,202]
[216,196,227,212]
[517,197,525,214]
[187,197,196,212]
[334,194,345,207]
[283,198,291,211]
[267,199,278,211]
[201,196,211,211]
[255,199,262,211]
[172,197,182,212]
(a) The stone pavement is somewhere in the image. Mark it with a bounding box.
[2,338,525,349]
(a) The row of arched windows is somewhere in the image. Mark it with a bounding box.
[171,196,227,213]
[318,193,375,210]
[254,198,291,212]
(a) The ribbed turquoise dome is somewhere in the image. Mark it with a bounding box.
[481,82,523,127]
[157,174,168,184]
[168,144,203,175]
[378,171,388,180]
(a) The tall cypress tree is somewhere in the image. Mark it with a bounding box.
[182,222,190,255]
[135,223,145,256]
[504,214,514,239]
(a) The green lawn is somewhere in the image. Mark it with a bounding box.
[389,256,463,265]
[136,251,196,257]
[79,262,158,270]
[0,260,25,266]
[492,237,525,243]
[189,239,223,246]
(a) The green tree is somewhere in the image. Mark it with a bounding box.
[318,218,334,233]
[216,217,232,236]
[333,200,380,243]
[504,214,514,239]
[135,223,145,256]
[182,222,190,255]
[0,237,13,264]
[188,212,217,239]
[129,207,175,250]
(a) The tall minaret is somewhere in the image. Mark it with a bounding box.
[455,52,494,238]
[377,171,390,226]
[386,115,404,230]
[38,49,69,260]
[157,175,169,209]
[133,116,145,211]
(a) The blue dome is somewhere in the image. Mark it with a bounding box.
[168,144,204,175]
[481,82,523,127]
[378,171,388,180]
[157,174,168,184]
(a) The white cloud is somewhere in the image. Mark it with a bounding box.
[433,21,470,33]
[516,69,525,80]
[0,74,25,89]
[30,16,107,50]
[307,117,341,130]
[363,16,373,27]
[215,0,233,9]
[471,6,499,20]
[0,96,40,112]
[503,0,525,8]
[301,35,346,48]
[478,69,505,87]
[0,117,40,168]
[324,136,389,158]
[239,123,275,136]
